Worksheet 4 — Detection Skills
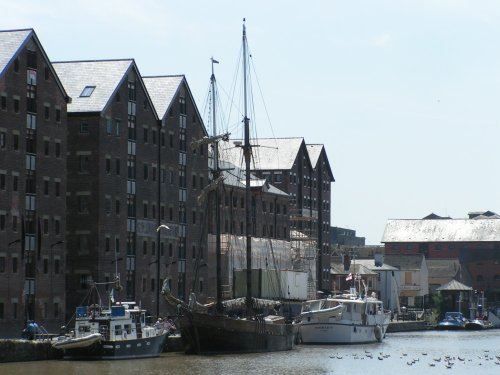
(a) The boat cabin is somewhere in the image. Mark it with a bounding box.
[74,302,155,341]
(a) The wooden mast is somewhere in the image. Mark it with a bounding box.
[242,19,253,317]
[211,57,223,314]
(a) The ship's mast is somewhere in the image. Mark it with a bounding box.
[211,57,223,314]
[242,19,253,316]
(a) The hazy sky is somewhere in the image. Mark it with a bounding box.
[4,0,500,244]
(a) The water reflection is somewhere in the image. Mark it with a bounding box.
[1,330,499,375]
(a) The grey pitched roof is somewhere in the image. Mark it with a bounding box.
[53,59,133,113]
[354,259,398,271]
[427,259,461,279]
[382,219,500,242]
[436,279,472,291]
[383,254,424,270]
[221,137,305,171]
[142,75,184,119]
[219,159,288,197]
[306,144,323,167]
[0,29,69,101]
[0,29,31,76]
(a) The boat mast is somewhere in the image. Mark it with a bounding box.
[242,19,253,316]
[211,57,223,314]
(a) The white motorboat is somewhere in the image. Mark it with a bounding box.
[299,287,391,344]
[52,332,102,350]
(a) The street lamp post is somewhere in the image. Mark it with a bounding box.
[156,224,170,319]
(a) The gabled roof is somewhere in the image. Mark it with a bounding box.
[382,218,500,243]
[142,75,184,119]
[221,137,308,171]
[427,259,461,279]
[306,143,335,182]
[218,159,288,197]
[422,213,451,220]
[306,144,322,167]
[143,74,207,136]
[384,254,425,271]
[0,28,69,102]
[0,29,31,76]
[53,59,155,115]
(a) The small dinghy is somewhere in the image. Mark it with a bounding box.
[52,332,103,350]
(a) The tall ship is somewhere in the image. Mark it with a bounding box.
[162,20,297,354]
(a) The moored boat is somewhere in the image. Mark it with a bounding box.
[464,318,492,330]
[299,287,390,344]
[52,285,168,360]
[161,20,296,354]
[435,312,467,330]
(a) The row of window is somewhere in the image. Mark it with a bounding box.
[0,301,60,321]
[0,131,62,157]
[1,90,61,119]
[80,118,204,154]
[0,173,61,196]
[0,255,61,275]
[220,219,288,239]
[0,213,62,235]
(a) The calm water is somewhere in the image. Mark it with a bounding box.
[1,330,499,375]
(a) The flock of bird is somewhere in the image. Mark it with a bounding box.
[329,350,500,369]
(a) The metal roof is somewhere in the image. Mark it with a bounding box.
[53,59,133,113]
[0,29,31,76]
[382,218,500,243]
[436,279,472,291]
[221,137,305,171]
[142,75,184,119]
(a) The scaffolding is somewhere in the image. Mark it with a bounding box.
[289,203,318,300]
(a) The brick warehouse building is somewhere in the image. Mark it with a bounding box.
[221,138,334,293]
[143,75,209,305]
[0,29,70,336]
[382,213,500,305]
[53,61,208,319]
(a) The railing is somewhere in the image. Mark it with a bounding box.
[398,284,421,291]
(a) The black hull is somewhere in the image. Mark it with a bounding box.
[179,313,297,354]
[62,333,168,360]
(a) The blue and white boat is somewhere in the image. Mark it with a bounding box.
[52,302,168,360]
[436,312,467,330]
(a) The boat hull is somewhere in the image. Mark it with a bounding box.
[179,313,297,354]
[62,332,168,360]
[464,319,492,330]
[300,321,389,344]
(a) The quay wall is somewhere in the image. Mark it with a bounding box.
[0,340,62,363]
[387,321,428,332]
